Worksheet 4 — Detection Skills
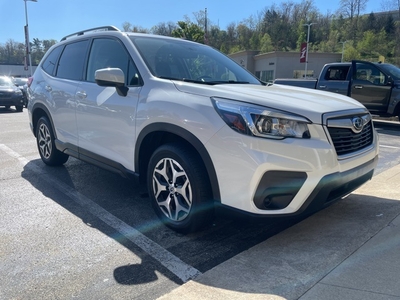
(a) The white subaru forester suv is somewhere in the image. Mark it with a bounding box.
[28,26,379,232]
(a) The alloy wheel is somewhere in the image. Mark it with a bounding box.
[38,123,52,159]
[152,158,192,221]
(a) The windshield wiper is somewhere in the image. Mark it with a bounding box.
[182,78,250,85]
[207,80,250,85]
[159,77,251,85]
[181,78,215,85]
[158,77,212,84]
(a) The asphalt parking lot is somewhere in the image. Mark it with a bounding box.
[1,108,400,299]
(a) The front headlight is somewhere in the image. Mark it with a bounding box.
[212,97,311,139]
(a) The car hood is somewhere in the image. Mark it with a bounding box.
[173,82,366,124]
[0,86,19,92]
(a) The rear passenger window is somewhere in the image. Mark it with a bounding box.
[325,66,349,81]
[86,38,140,86]
[41,45,63,76]
[56,40,89,80]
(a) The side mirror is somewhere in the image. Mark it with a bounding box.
[386,75,393,86]
[95,68,128,96]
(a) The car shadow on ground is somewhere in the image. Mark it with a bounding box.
[0,107,24,114]
[18,156,400,298]
[20,158,299,287]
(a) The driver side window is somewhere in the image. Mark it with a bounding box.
[86,38,140,86]
[356,64,386,85]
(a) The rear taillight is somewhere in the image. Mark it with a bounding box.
[27,77,33,87]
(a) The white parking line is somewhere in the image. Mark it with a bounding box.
[380,145,400,149]
[0,144,202,282]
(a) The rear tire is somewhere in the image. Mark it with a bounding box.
[147,143,213,233]
[16,105,23,112]
[36,116,69,166]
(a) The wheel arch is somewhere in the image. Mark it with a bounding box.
[31,103,56,138]
[135,123,221,202]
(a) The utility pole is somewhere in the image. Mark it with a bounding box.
[303,22,316,78]
[24,0,38,76]
[340,41,347,62]
[204,8,208,45]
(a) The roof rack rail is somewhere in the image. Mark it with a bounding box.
[60,26,120,41]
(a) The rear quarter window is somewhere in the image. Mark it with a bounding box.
[324,66,349,81]
[41,45,63,76]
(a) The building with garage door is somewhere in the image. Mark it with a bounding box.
[229,50,342,82]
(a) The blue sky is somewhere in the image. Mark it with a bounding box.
[0,0,384,44]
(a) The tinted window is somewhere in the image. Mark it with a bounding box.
[56,40,89,80]
[356,63,387,85]
[324,66,349,81]
[41,45,63,76]
[86,38,140,86]
[380,63,400,80]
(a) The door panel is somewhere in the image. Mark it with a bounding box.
[46,40,89,146]
[76,37,142,170]
[75,83,140,170]
[350,61,392,113]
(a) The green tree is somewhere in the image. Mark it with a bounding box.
[0,39,25,64]
[42,39,57,52]
[236,23,253,50]
[171,21,204,43]
[357,29,387,59]
[343,44,361,61]
[259,33,274,53]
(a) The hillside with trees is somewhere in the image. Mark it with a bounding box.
[1,0,400,66]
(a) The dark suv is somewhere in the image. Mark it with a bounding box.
[0,76,24,111]
[13,77,29,107]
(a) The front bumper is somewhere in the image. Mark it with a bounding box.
[214,155,377,220]
[207,122,379,216]
[0,96,24,107]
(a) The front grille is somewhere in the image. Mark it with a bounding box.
[0,91,13,99]
[328,120,373,156]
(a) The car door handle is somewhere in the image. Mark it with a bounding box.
[318,85,326,89]
[76,91,87,99]
[354,85,363,89]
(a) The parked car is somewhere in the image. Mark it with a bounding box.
[28,26,379,232]
[274,60,400,119]
[0,75,24,112]
[12,77,29,107]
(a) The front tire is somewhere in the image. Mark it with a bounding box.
[147,143,213,233]
[36,116,69,166]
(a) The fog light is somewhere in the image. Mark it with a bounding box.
[254,171,307,210]
[263,194,294,210]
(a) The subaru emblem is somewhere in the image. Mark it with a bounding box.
[352,116,364,133]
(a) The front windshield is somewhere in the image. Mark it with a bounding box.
[379,63,400,80]
[130,36,261,85]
